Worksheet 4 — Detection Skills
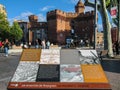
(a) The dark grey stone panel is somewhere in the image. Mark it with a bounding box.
[36,64,60,82]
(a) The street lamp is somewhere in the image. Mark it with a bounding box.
[94,0,97,49]
[118,0,120,42]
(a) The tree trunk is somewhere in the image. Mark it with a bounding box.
[100,0,114,57]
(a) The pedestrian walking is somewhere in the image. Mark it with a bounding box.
[0,40,2,48]
[35,39,39,49]
[46,40,50,49]
[4,39,10,57]
[28,41,31,48]
[41,40,46,49]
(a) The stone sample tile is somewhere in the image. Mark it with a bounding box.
[60,49,80,64]
[36,64,60,82]
[60,64,84,82]
[20,49,41,61]
[40,49,60,64]
[11,61,39,82]
[78,50,100,64]
[81,64,109,83]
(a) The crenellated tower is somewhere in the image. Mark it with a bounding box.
[47,0,95,45]
[75,0,85,14]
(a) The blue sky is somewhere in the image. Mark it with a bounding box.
[0,0,105,31]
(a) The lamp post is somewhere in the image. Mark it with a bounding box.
[94,0,97,49]
[118,0,120,42]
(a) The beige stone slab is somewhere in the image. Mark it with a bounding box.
[20,49,41,61]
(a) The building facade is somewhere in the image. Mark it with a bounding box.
[18,15,47,45]
[17,20,28,43]
[97,31,104,45]
[47,0,95,45]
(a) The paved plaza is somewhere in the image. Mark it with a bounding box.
[0,49,120,90]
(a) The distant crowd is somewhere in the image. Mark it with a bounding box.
[21,39,51,49]
[0,38,10,57]
[0,38,52,57]
[0,38,120,57]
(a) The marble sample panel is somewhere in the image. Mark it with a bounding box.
[60,64,84,82]
[60,49,80,64]
[36,64,60,82]
[11,61,39,82]
[81,64,109,83]
[78,50,100,64]
[20,49,41,61]
[40,49,60,64]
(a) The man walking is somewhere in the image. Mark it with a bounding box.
[4,39,10,57]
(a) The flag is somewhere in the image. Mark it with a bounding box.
[111,6,117,18]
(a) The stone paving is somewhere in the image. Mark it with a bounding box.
[101,58,120,90]
[0,53,20,90]
[0,49,120,90]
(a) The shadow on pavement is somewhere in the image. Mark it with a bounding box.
[101,60,120,73]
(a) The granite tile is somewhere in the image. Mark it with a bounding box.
[36,64,60,82]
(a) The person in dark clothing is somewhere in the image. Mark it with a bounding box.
[28,41,31,48]
[0,41,2,48]
[4,39,10,57]
[115,40,119,55]
[35,39,39,48]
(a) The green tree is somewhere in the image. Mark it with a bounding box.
[10,21,23,41]
[110,0,120,41]
[85,0,114,57]
[0,13,10,40]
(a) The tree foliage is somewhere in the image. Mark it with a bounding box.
[0,13,23,42]
[0,13,10,40]
[106,0,111,8]
[10,21,23,41]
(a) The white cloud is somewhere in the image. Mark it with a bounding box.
[21,11,33,17]
[8,11,33,25]
[8,11,47,25]
[37,13,46,21]
[40,6,54,11]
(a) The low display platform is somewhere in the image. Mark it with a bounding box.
[8,82,111,90]
[7,49,111,90]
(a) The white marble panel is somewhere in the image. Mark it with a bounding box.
[40,49,60,64]
[11,61,39,82]
[78,50,100,64]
